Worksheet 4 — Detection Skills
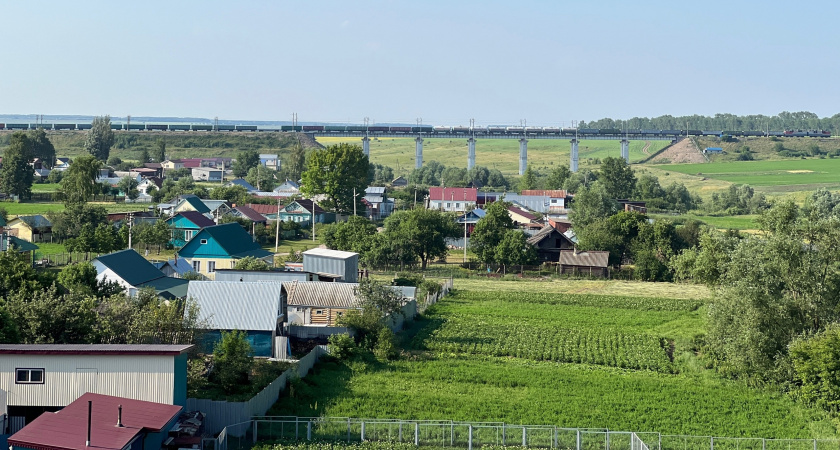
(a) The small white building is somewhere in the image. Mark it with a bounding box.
[0,344,192,433]
[191,167,223,182]
[302,248,359,283]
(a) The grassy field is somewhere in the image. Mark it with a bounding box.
[665,159,840,190]
[650,213,759,231]
[693,136,840,162]
[317,137,668,178]
[270,280,837,438]
[30,183,61,193]
[0,201,158,218]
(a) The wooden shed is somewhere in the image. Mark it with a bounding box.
[557,250,610,278]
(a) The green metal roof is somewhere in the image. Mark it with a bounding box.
[94,249,168,286]
[9,235,39,252]
[140,276,190,299]
[197,223,273,259]
[178,196,210,214]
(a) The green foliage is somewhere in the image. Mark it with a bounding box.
[234,256,271,271]
[46,169,63,184]
[546,164,571,190]
[378,209,458,269]
[57,262,99,294]
[790,325,840,414]
[209,184,250,205]
[708,184,768,215]
[154,138,166,163]
[328,333,357,360]
[4,285,98,344]
[470,199,514,264]
[29,128,56,168]
[49,203,108,241]
[0,132,35,199]
[598,157,637,199]
[60,154,102,205]
[246,165,279,191]
[281,142,307,182]
[518,165,537,191]
[321,216,378,257]
[233,150,260,178]
[0,250,44,298]
[369,163,394,185]
[84,115,115,161]
[494,230,538,266]
[117,176,139,200]
[337,279,403,349]
[0,305,20,343]
[301,143,370,213]
[212,330,254,392]
[373,327,398,361]
[570,183,618,228]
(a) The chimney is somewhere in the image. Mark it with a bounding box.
[86,400,92,446]
[116,404,123,427]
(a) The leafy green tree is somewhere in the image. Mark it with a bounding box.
[233,257,271,271]
[495,230,538,266]
[84,116,115,161]
[245,165,278,191]
[577,211,647,268]
[635,174,666,209]
[519,165,538,191]
[212,330,253,392]
[440,166,468,187]
[0,305,20,343]
[46,169,63,184]
[29,128,56,168]
[546,165,571,190]
[486,169,509,189]
[301,143,370,214]
[470,199,515,264]
[0,251,44,298]
[0,132,34,199]
[117,176,139,200]
[598,157,637,199]
[154,138,166,163]
[4,285,98,344]
[233,150,260,178]
[60,154,102,205]
[209,185,250,205]
[321,216,378,257]
[49,204,108,241]
[570,183,617,228]
[790,325,840,414]
[381,208,458,269]
[139,148,150,165]
[369,163,395,185]
[337,278,403,348]
[57,262,100,295]
[282,143,307,182]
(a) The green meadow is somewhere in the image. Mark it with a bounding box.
[665,159,840,190]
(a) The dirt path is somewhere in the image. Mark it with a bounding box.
[642,141,651,155]
[651,137,706,164]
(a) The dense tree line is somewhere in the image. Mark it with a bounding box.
[581,111,840,133]
[408,161,509,189]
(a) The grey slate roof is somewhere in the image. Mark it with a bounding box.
[284,280,363,308]
[187,281,284,331]
[558,250,609,268]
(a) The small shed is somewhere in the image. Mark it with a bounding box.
[187,281,284,357]
[302,248,359,283]
[704,147,723,154]
[558,250,610,278]
[191,167,223,182]
[283,280,362,326]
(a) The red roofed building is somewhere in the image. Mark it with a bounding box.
[8,392,182,450]
[521,189,569,212]
[428,187,478,212]
[507,205,538,226]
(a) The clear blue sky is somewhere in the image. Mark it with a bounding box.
[1,0,836,126]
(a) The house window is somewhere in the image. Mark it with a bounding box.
[208,261,216,273]
[315,310,324,315]
[200,239,207,244]
[16,368,44,384]
[193,261,201,272]
[456,203,461,209]
[186,230,195,240]
[446,203,451,208]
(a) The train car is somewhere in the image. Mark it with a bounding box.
[146,124,168,131]
[390,126,412,133]
[0,123,4,130]
[542,127,561,134]
[126,124,145,130]
[169,124,191,131]
[487,126,506,134]
[108,124,122,130]
[77,124,92,130]
[433,126,451,133]
[280,125,302,132]
[217,125,236,131]
[324,125,345,132]
[235,125,258,131]
[685,130,702,136]
[598,129,621,135]
[578,128,599,134]
[767,131,785,137]
[411,125,434,133]
[191,124,213,131]
[742,131,764,137]
[7,124,29,130]
[30,124,52,130]
[660,130,681,135]
[302,125,324,132]
[702,130,722,136]
[345,126,366,132]
[506,127,525,134]
[368,126,389,132]
[261,128,281,132]
[452,126,470,133]
[52,123,76,130]
[524,127,542,134]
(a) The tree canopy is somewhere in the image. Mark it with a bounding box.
[0,132,34,199]
[60,154,102,205]
[30,128,56,168]
[84,116,115,161]
[470,199,515,264]
[301,143,370,214]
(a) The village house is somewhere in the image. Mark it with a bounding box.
[161,159,185,171]
[279,199,331,225]
[302,248,359,283]
[363,186,395,220]
[6,215,52,243]
[0,343,192,434]
[176,223,274,279]
[507,205,538,227]
[455,208,485,236]
[391,176,408,187]
[227,178,258,192]
[92,249,190,298]
[166,211,216,247]
[259,153,280,170]
[283,280,362,327]
[526,224,576,262]
[557,249,610,278]
[170,195,211,216]
[521,189,569,213]
[428,187,478,212]
[232,205,268,226]
[191,167,223,182]
[273,180,301,198]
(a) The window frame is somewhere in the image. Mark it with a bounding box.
[15,368,45,384]
[193,260,201,272]
[208,261,216,273]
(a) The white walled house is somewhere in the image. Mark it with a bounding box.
[0,344,192,433]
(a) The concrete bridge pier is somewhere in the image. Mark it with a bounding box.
[570,139,579,172]
[519,138,528,175]
[620,139,629,163]
[467,138,476,170]
[362,136,370,157]
[415,137,424,169]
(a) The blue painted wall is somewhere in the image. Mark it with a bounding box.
[173,353,188,407]
[201,330,273,357]
[143,410,182,450]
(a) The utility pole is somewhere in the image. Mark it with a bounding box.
[127,212,134,250]
[274,197,282,254]
[353,188,357,216]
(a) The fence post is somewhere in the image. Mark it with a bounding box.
[711,436,714,450]
[253,420,257,444]
[415,422,419,446]
[361,421,365,441]
[307,420,312,441]
[347,418,351,442]
[762,439,766,450]
[399,422,403,442]
[606,431,610,450]
[502,424,506,445]
[523,427,527,447]
[577,429,581,450]
[814,439,817,450]
[295,417,299,440]
[554,427,558,449]
[659,434,662,450]
[468,425,473,450]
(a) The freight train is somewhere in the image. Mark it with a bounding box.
[0,122,831,137]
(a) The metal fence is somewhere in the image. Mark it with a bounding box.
[209,416,840,450]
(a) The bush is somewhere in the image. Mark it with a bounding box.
[790,325,840,414]
[328,333,356,360]
[211,330,253,393]
[373,327,398,361]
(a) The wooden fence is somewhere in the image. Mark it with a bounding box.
[186,345,328,435]
[34,252,103,267]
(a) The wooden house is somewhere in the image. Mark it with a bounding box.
[6,215,52,243]
[557,250,610,278]
[526,224,576,262]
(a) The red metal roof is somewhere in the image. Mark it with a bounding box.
[247,203,284,215]
[235,205,268,222]
[521,189,567,198]
[8,392,182,450]
[429,187,478,202]
[508,205,537,221]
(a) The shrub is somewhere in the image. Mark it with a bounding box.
[328,333,356,360]
[373,328,398,361]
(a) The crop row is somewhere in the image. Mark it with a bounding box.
[448,291,704,312]
[424,318,672,372]
[254,442,527,450]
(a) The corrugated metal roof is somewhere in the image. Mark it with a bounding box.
[365,186,386,195]
[187,281,283,331]
[235,206,268,222]
[521,189,567,198]
[429,187,478,202]
[0,344,192,355]
[94,249,167,286]
[558,250,609,268]
[303,248,358,259]
[284,281,362,308]
[8,393,182,450]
